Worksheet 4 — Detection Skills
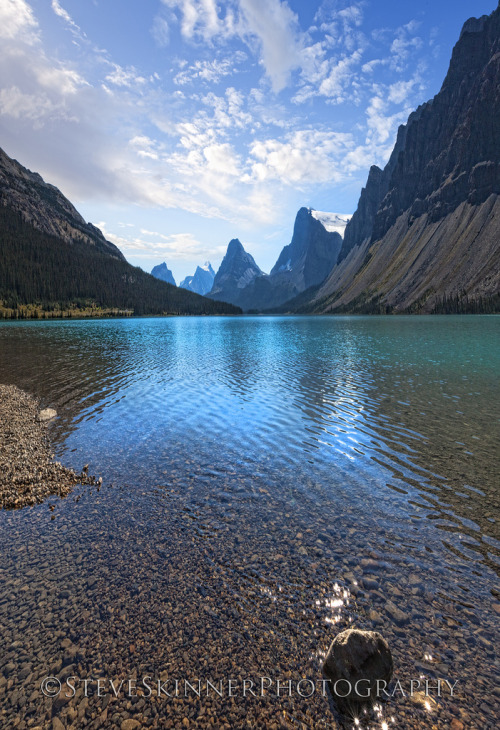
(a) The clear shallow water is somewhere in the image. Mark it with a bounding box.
[0,315,499,729]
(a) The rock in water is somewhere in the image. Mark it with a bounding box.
[323,628,393,709]
[39,408,57,421]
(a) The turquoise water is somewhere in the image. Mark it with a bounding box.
[0,315,499,728]
[1,316,498,561]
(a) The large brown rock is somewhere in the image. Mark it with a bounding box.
[323,628,393,707]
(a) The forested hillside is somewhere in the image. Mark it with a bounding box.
[0,207,240,317]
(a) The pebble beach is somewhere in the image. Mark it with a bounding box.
[0,385,97,509]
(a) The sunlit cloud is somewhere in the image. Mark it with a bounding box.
[0,0,438,273]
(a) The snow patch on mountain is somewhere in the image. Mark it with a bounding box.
[311,210,351,237]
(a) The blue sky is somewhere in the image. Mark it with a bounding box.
[0,0,497,281]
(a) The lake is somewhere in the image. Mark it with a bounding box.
[0,315,499,729]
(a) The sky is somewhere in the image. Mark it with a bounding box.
[0,0,497,282]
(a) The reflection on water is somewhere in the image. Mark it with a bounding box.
[1,316,497,567]
[0,315,499,728]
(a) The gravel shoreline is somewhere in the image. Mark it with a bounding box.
[0,384,97,509]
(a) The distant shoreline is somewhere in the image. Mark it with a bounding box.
[0,310,498,321]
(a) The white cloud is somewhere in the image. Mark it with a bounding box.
[35,64,87,95]
[390,21,423,71]
[0,86,76,127]
[163,0,304,92]
[388,78,416,105]
[337,6,363,27]
[0,0,38,41]
[361,58,386,74]
[203,142,241,176]
[362,89,413,158]
[151,15,170,46]
[238,0,302,92]
[129,136,162,160]
[247,130,354,185]
[99,221,226,263]
[167,139,242,197]
[318,49,363,101]
[161,0,232,41]
[174,58,234,85]
[105,63,148,88]
[51,1,79,31]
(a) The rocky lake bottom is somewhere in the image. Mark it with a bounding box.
[0,316,499,729]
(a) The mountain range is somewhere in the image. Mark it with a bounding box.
[0,148,124,262]
[207,208,345,311]
[204,5,499,315]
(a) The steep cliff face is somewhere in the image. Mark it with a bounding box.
[0,147,125,261]
[207,239,263,307]
[305,5,500,314]
[271,207,343,290]
[372,12,500,241]
[233,208,343,311]
[151,262,176,286]
[338,121,410,266]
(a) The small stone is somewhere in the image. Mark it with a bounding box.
[368,609,383,624]
[385,600,409,625]
[411,691,438,710]
[360,558,380,570]
[121,720,141,730]
[52,718,65,730]
[450,720,464,730]
[39,408,57,421]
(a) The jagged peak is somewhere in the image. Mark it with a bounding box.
[297,206,313,218]
[226,238,245,255]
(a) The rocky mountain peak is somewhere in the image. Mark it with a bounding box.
[151,262,176,287]
[460,14,489,38]
[226,238,246,257]
[207,239,262,306]
[269,207,342,291]
[180,261,216,296]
